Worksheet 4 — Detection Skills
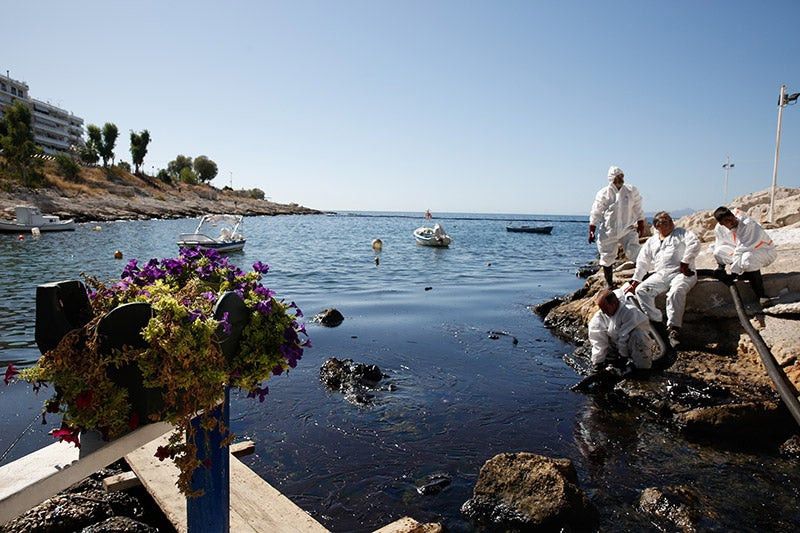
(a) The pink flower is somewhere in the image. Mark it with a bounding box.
[155,445,175,461]
[76,390,94,409]
[4,364,19,385]
[51,427,81,447]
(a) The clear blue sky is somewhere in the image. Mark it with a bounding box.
[5,1,800,215]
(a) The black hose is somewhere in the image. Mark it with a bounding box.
[728,283,800,427]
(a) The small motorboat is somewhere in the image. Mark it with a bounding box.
[414,223,451,247]
[177,214,246,253]
[0,206,75,233]
[506,224,553,234]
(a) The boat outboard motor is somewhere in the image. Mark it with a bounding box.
[35,280,93,354]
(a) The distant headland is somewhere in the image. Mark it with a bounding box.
[0,163,322,223]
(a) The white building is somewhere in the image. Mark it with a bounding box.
[0,70,84,155]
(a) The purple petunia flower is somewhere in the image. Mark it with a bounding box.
[187,309,204,323]
[195,265,215,278]
[201,291,217,302]
[162,258,185,276]
[247,385,269,402]
[255,300,272,315]
[253,285,273,298]
[219,312,232,335]
[121,259,140,278]
[252,261,269,274]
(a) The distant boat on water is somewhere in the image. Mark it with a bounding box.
[505,224,553,234]
[0,206,75,233]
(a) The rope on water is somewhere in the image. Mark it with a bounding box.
[0,412,42,464]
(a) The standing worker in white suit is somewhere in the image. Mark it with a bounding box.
[625,211,700,349]
[589,166,647,289]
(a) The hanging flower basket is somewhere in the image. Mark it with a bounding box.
[9,247,308,496]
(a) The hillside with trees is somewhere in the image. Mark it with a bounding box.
[0,101,320,222]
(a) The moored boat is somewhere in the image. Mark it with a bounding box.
[0,206,75,233]
[506,224,553,234]
[413,223,451,247]
[177,214,246,253]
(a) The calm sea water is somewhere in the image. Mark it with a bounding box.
[1,212,798,532]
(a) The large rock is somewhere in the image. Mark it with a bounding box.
[461,452,597,531]
[312,308,345,327]
[319,357,386,406]
[638,485,705,533]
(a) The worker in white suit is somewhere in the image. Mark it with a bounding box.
[625,211,700,349]
[589,166,646,289]
[713,206,777,307]
[588,289,653,373]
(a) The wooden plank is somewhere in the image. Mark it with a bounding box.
[125,434,329,533]
[103,440,255,493]
[0,421,172,526]
[229,440,255,458]
[103,471,140,492]
[372,517,422,533]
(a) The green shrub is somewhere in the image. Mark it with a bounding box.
[54,154,81,181]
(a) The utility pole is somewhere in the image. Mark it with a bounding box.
[769,84,800,223]
[722,156,734,205]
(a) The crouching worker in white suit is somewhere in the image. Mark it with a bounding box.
[588,289,653,373]
[713,206,777,307]
[625,211,700,349]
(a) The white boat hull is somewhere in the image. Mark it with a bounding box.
[177,233,246,253]
[177,214,246,253]
[413,225,451,247]
[0,220,75,233]
[0,206,75,233]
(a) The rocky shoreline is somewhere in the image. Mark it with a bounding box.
[534,186,800,442]
[0,167,322,223]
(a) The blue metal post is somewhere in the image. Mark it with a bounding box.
[187,387,230,532]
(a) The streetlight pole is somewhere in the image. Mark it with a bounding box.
[769,84,800,223]
[722,156,734,205]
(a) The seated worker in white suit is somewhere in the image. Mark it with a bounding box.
[625,211,700,349]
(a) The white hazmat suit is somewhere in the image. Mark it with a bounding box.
[589,166,645,266]
[588,291,653,370]
[631,227,700,329]
[713,211,776,275]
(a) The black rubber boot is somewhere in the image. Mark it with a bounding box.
[603,265,614,289]
[743,270,765,299]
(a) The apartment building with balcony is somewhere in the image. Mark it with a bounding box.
[0,70,84,155]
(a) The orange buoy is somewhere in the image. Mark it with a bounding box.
[17,235,24,241]
[114,250,123,259]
